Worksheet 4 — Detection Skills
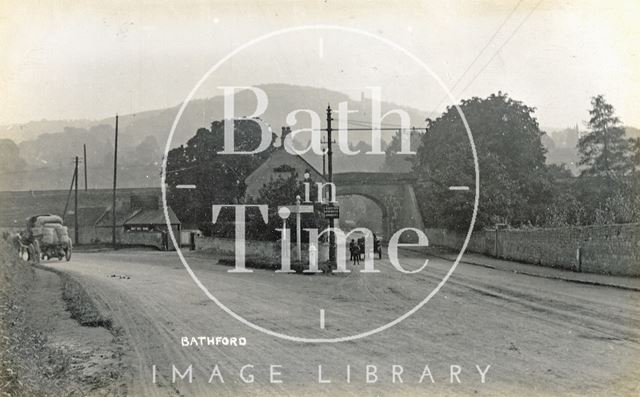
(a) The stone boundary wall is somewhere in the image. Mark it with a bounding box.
[195,236,330,263]
[2,226,167,250]
[425,224,640,276]
[120,231,164,250]
[71,228,167,250]
[196,236,280,258]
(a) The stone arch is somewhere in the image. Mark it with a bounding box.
[336,191,390,239]
[333,172,424,243]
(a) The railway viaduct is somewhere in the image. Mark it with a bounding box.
[333,172,424,243]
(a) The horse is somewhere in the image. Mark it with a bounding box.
[9,232,39,263]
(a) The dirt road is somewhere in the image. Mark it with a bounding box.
[40,250,640,396]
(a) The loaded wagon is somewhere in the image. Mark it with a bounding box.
[26,214,72,262]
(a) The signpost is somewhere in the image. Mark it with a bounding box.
[278,196,314,261]
[323,204,340,219]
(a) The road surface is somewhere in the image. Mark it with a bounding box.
[41,249,640,396]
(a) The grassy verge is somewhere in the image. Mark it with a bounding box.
[0,240,74,396]
[0,240,122,396]
[61,274,113,328]
[216,256,333,273]
[39,266,113,329]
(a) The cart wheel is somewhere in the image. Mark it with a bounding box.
[65,241,72,261]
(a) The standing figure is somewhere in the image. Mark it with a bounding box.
[349,239,356,263]
[350,239,360,265]
[358,237,365,260]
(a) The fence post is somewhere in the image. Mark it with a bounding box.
[576,246,582,272]
[494,223,507,259]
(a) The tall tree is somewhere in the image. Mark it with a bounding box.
[0,139,27,173]
[166,119,275,229]
[413,92,552,230]
[630,137,640,174]
[578,95,631,176]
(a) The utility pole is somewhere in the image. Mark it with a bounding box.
[296,195,302,261]
[62,165,76,218]
[112,114,118,249]
[326,105,336,264]
[74,156,79,245]
[83,144,88,191]
[321,138,327,177]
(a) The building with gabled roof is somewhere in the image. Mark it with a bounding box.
[244,127,325,200]
[94,193,181,250]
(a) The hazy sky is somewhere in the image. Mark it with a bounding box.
[1,0,639,129]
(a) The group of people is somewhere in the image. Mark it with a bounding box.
[349,233,381,265]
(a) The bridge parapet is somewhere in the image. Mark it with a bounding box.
[333,172,416,185]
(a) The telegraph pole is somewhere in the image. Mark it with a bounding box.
[326,105,336,264]
[74,156,79,245]
[83,144,88,191]
[321,138,328,177]
[62,165,76,219]
[112,114,118,249]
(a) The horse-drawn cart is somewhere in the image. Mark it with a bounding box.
[25,214,72,262]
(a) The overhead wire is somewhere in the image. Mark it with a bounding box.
[429,0,526,113]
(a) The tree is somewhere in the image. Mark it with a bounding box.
[0,139,28,190]
[380,128,423,172]
[134,135,161,165]
[546,163,573,179]
[413,92,553,230]
[244,173,328,242]
[578,95,632,176]
[166,119,275,230]
[0,139,27,173]
[630,137,640,174]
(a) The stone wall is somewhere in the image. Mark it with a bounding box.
[70,227,170,250]
[425,224,640,276]
[120,230,164,250]
[196,237,279,258]
[195,236,329,263]
[3,225,168,251]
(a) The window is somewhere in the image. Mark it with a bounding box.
[126,225,151,232]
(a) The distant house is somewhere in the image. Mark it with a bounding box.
[0,188,181,249]
[244,127,325,200]
[95,193,182,250]
[123,207,181,250]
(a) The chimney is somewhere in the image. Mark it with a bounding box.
[280,126,291,148]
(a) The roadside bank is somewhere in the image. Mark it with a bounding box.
[0,241,128,396]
